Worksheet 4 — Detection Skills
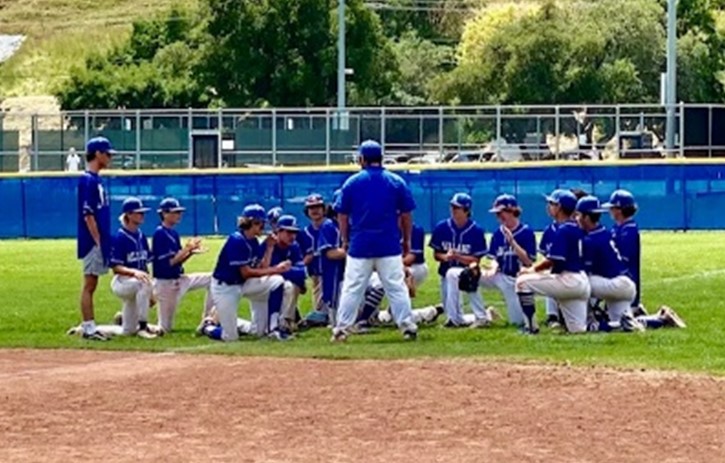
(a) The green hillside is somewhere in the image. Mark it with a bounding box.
[0,0,197,98]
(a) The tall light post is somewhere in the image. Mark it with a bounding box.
[337,0,346,116]
[665,0,677,156]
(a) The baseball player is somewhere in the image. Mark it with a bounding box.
[206,204,292,342]
[575,195,643,332]
[516,190,590,334]
[151,197,213,334]
[479,194,537,327]
[109,197,159,339]
[269,215,307,332]
[74,136,114,341]
[318,193,346,327]
[602,189,644,316]
[539,191,563,328]
[298,194,327,326]
[359,222,442,328]
[332,140,418,341]
[430,192,490,328]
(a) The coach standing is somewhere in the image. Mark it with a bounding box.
[76,137,114,341]
[332,140,418,342]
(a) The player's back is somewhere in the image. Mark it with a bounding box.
[548,220,585,273]
[583,225,627,279]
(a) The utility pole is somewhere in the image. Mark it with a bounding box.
[337,0,346,119]
[665,0,677,156]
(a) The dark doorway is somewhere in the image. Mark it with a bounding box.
[192,133,219,168]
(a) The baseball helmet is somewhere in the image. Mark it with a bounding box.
[304,193,325,209]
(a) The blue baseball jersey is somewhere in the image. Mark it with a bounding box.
[77,171,111,261]
[110,227,151,272]
[546,220,585,274]
[317,218,345,307]
[152,225,184,279]
[212,232,264,285]
[336,166,416,259]
[611,219,641,305]
[538,221,558,255]
[271,241,306,289]
[429,218,487,277]
[487,223,537,277]
[410,224,426,265]
[582,225,628,279]
[300,224,321,276]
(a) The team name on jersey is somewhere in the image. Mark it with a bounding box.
[440,241,472,255]
[493,245,517,258]
[126,250,148,263]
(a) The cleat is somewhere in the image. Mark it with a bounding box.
[350,321,371,335]
[633,304,648,318]
[430,305,444,323]
[469,318,491,329]
[136,329,157,340]
[620,313,645,332]
[403,330,418,341]
[82,330,110,341]
[521,326,540,335]
[268,329,293,341]
[113,312,123,326]
[658,305,686,329]
[442,320,464,328]
[486,306,501,322]
[330,330,348,343]
[545,315,561,329]
[195,317,215,336]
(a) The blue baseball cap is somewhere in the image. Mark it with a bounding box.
[121,197,150,214]
[277,215,300,232]
[545,189,577,212]
[267,206,284,223]
[576,195,606,214]
[359,140,382,160]
[304,193,325,208]
[602,189,636,209]
[242,204,266,221]
[157,197,186,213]
[489,194,519,213]
[85,136,115,155]
[450,192,473,210]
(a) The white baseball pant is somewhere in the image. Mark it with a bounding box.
[444,267,488,325]
[479,271,524,326]
[336,255,416,333]
[154,273,213,333]
[589,275,636,322]
[516,271,591,333]
[372,263,434,324]
[111,275,153,335]
[409,263,429,287]
[280,281,299,328]
[210,275,285,341]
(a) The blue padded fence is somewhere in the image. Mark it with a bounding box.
[1,162,724,239]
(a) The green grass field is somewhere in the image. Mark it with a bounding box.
[1,232,724,374]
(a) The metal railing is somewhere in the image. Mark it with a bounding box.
[1,103,724,172]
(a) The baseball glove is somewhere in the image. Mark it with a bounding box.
[458,263,481,292]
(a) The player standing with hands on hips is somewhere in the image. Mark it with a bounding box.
[75,136,114,341]
[332,140,418,342]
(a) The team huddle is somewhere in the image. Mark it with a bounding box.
[69,137,685,342]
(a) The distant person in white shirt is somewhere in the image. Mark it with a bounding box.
[66,148,82,172]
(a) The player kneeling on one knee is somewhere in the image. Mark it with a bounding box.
[205,204,293,342]
[268,215,307,332]
[515,190,590,334]
[430,193,490,328]
[152,197,214,334]
[575,196,643,332]
[478,194,537,327]
[110,198,159,339]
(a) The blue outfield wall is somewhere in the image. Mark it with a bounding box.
[1,161,725,239]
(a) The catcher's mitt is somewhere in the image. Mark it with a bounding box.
[458,263,481,292]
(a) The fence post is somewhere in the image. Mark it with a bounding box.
[615,105,621,159]
[83,110,90,143]
[438,106,444,157]
[187,108,193,168]
[271,108,277,166]
[679,101,685,158]
[325,108,331,166]
[217,108,223,168]
[554,106,560,160]
[31,114,39,171]
[135,110,141,170]
[380,107,386,155]
[709,104,713,158]
[495,105,502,159]
[418,112,423,151]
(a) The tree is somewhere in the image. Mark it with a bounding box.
[388,31,453,105]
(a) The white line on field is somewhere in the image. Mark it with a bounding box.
[647,268,725,286]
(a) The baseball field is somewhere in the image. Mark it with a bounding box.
[1,232,724,461]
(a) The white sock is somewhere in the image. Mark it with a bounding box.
[82,320,96,335]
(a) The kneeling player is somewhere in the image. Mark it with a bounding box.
[204,204,292,341]
[269,215,307,332]
[110,197,159,339]
[152,197,214,334]
[516,190,590,334]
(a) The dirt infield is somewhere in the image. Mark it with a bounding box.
[0,350,723,463]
